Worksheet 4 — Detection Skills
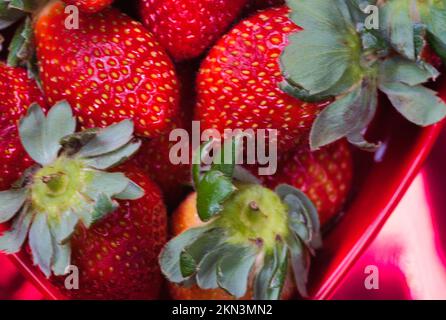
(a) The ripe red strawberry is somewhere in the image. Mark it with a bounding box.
[35,1,179,138]
[252,141,353,227]
[0,126,34,191]
[63,0,113,13]
[0,63,46,128]
[0,63,47,190]
[55,164,167,299]
[132,123,192,210]
[159,139,322,300]
[0,102,167,299]
[138,0,249,61]
[195,6,328,153]
[132,61,198,208]
[167,193,296,300]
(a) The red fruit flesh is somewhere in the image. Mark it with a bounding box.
[254,141,353,227]
[53,165,168,299]
[139,0,249,61]
[195,6,328,153]
[35,2,179,138]
[63,0,113,13]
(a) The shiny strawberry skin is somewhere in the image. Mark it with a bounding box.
[0,63,47,190]
[256,141,353,227]
[0,63,47,128]
[132,61,199,208]
[139,0,248,61]
[63,0,113,13]
[195,6,328,153]
[0,126,34,191]
[53,165,168,299]
[132,128,192,209]
[35,2,179,138]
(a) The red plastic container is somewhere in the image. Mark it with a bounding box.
[0,99,443,300]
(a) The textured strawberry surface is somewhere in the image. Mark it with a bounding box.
[0,63,46,191]
[132,61,198,208]
[0,63,46,128]
[196,6,328,153]
[51,165,167,299]
[139,0,248,61]
[0,125,34,191]
[35,2,179,138]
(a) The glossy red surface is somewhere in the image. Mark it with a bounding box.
[1,98,444,300]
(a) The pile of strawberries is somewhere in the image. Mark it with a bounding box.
[0,0,445,300]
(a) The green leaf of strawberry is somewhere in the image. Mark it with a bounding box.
[0,1,25,29]
[380,0,416,60]
[0,189,27,223]
[7,16,33,67]
[196,170,236,222]
[380,82,446,126]
[217,244,257,298]
[160,139,323,299]
[19,101,76,166]
[160,225,213,283]
[281,0,446,151]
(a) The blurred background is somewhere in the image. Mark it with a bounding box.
[1,129,446,300]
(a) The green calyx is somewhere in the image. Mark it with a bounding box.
[0,101,143,278]
[281,0,446,151]
[159,138,322,299]
[216,184,289,251]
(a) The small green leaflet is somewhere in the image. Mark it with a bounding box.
[19,102,76,166]
[0,188,27,223]
[380,81,446,126]
[159,225,213,283]
[216,244,257,298]
[380,0,415,60]
[253,242,288,300]
[196,170,236,221]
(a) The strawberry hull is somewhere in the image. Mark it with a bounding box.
[2,103,443,300]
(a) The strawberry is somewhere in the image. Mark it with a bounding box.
[279,1,446,151]
[55,163,167,299]
[132,61,198,208]
[0,134,29,195]
[0,63,47,190]
[195,6,328,153]
[138,0,249,61]
[252,141,353,227]
[0,102,167,299]
[132,122,192,210]
[159,138,322,300]
[34,1,179,138]
[0,62,46,128]
[0,125,34,191]
[63,0,113,13]
[167,193,296,300]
